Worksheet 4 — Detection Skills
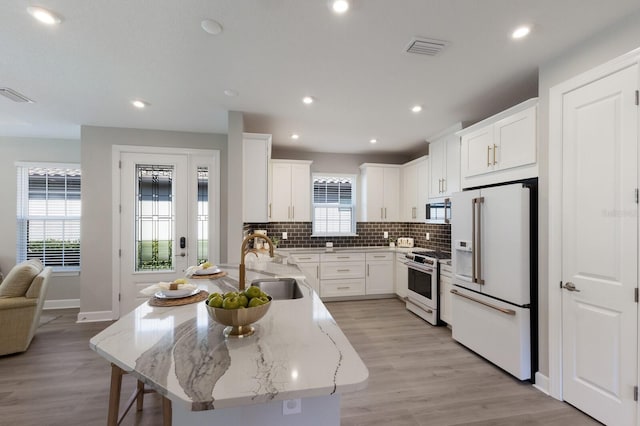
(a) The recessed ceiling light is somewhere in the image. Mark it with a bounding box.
[332,0,349,14]
[411,105,422,113]
[201,19,223,35]
[291,134,300,140]
[27,6,63,25]
[131,100,149,109]
[302,96,314,105]
[512,25,531,39]
[224,89,239,97]
[370,139,377,144]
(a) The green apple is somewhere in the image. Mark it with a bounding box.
[238,294,249,308]
[222,296,241,309]
[208,292,222,300]
[223,291,238,299]
[208,295,224,308]
[244,286,262,300]
[248,297,266,308]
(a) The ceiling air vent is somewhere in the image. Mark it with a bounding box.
[0,87,34,103]
[405,37,449,56]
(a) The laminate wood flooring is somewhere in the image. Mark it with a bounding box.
[0,299,599,425]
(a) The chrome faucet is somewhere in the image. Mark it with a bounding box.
[239,232,275,290]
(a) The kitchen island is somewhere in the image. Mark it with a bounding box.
[90,263,368,426]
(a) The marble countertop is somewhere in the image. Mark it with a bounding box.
[89,264,368,412]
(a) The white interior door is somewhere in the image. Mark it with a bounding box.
[561,63,638,426]
[118,151,216,316]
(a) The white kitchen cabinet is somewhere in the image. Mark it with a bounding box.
[395,253,408,298]
[269,160,312,222]
[401,156,428,222]
[320,252,366,298]
[365,252,394,295]
[359,164,401,222]
[428,123,462,199]
[243,133,271,222]
[458,98,538,188]
[439,263,453,326]
[290,253,320,294]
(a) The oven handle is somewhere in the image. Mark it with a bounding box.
[406,298,433,314]
[406,263,435,274]
[450,289,515,316]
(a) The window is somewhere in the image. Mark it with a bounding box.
[16,163,81,272]
[312,174,356,236]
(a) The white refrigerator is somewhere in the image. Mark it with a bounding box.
[451,182,534,380]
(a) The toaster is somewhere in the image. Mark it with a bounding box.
[396,237,414,248]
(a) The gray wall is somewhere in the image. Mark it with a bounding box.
[0,137,82,302]
[536,10,640,376]
[271,149,413,174]
[227,112,244,262]
[80,126,227,316]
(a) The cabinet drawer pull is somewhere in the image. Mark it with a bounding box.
[337,269,351,272]
[373,255,386,258]
[450,289,515,316]
[298,257,312,260]
[337,256,350,259]
[337,286,351,290]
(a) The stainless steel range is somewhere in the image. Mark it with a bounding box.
[405,250,451,325]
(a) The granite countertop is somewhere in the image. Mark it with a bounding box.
[89,264,368,412]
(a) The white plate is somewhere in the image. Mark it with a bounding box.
[155,288,200,299]
[194,267,222,276]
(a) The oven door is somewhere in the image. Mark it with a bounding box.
[407,263,436,308]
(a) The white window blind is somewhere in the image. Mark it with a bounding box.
[312,175,356,236]
[16,163,81,272]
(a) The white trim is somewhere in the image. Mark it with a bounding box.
[455,98,539,137]
[44,298,80,310]
[533,372,550,396]
[76,310,113,323]
[548,46,640,402]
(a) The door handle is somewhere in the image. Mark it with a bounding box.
[563,282,581,292]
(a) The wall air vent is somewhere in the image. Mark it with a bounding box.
[0,87,34,103]
[405,37,449,56]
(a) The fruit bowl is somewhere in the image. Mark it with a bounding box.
[205,297,271,338]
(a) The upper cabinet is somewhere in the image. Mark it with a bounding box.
[401,156,428,222]
[243,133,271,223]
[458,98,538,188]
[428,123,462,199]
[359,164,401,222]
[269,160,312,222]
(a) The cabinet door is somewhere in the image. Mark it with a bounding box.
[416,159,428,221]
[402,163,418,221]
[270,162,292,221]
[440,276,453,325]
[366,261,394,294]
[395,259,408,298]
[290,163,311,221]
[383,167,400,221]
[444,135,461,196]
[494,106,536,171]
[461,126,493,178]
[297,262,320,294]
[429,140,445,196]
[243,137,270,222]
[365,167,385,221]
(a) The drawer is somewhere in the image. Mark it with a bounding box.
[320,279,365,297]
[321,262,365,279]
[289,253,321,263]
[321,252,366,262]
[366,252,394,261]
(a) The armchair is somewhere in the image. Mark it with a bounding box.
[0,260,52,356]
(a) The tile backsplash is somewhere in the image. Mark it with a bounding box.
[244,222,451,253]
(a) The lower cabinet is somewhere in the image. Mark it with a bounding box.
[320,253,365,298]
[395,253,408,298]
[439,263,453,325]
[290,253,320,295]
[365,252,394,295]
[320,279,366,298]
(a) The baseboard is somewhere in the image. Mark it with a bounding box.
[44,298,80,310]
[77,310,113,323]
[533,372,550,396]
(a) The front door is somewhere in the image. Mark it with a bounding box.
[561,63,638,425]
[119,151,214,316]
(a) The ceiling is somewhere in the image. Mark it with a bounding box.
[2,1,640,154]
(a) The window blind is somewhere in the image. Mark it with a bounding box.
[16,164,81,271]
[312,176,356,235]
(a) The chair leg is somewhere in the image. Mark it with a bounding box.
[107,364,124,426]
[136,380,145,411]
[162,396,172,426]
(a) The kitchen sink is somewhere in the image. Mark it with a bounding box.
[250,278,304,300]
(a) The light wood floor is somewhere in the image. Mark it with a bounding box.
[0,299,599,426]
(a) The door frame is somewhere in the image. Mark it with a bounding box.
[110,145,220,319]
[548,46,640,404]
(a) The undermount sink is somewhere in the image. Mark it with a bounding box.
[250,278,304,300]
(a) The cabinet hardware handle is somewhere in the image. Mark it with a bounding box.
[299,257,311,260]
[562,282,581,292]
[288,206,291,219]
[493,144,498,165]
[316,265,319,279]
[373,255,385,258]
[412,206,416,219]
[381,207,384,219]
[438,178,442,193]
[337,256,350,259]
[268,203,271,218]
[443,179,446,193]
[337,286,350,290]
[385,207,387,219]
[337,269,351,272]
[450,289,515,315]
[367,264,370,276]
[487,145,492,166]
[292,205,295,219]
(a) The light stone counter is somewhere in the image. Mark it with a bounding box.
[90,264,368,425]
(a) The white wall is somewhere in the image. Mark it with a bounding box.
[0,137,82,302]
[79,126,227,317]
[537,10,640,377]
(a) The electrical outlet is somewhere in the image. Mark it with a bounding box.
[426,232,430,241]
[282,232,288,240]
[326,242,333,248]
[283,398,302,415]
[383,231,388,239]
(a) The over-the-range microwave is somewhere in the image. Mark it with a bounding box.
[425,198,451,224]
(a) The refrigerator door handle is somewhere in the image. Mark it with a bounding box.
[472,197,485,285]
[451,289,515,315]
[444,198,451,224]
